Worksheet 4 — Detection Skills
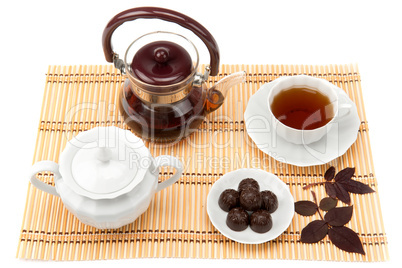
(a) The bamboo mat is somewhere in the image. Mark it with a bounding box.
[17,64,389,261]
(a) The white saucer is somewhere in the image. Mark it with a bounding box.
[206,168,294,244]
[244,78,360,166]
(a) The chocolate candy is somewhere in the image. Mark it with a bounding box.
[218,189,240,212]
[226,207,249,231]
[261,190,278,213]
[239,188,262,211]
[250,209,273,233]
[217,177,279,234]
[238,178,260,192]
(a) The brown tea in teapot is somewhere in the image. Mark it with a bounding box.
[119,83,224,141]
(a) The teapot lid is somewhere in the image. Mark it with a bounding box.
[130,40,193,85]
[58,127,154,200]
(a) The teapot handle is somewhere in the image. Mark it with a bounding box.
[29,161,61,197]
[102,7,220,76]
[154,155,183,192]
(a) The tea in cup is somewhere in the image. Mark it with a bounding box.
[267,75,352,144]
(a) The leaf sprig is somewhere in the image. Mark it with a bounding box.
[295,191,365,255]
[293,166,376,255]
[303,166,375,204]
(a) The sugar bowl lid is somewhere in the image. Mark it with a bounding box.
[58,126,153,199]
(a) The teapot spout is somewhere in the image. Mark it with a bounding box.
[205,71,246,113]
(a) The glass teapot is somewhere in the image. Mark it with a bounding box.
[102,7,246,142]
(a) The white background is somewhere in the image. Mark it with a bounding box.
[1,0,401,267]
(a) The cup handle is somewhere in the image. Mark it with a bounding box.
[332,93,353,123]
[30,160,61,197]
[338,102,352,119]
[154,155,183,192]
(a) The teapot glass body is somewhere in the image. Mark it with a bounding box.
[119,76,225,142]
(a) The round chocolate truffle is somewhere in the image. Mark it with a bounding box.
[218,189,240,212]
[238,178,260,192]
[250,209,273,233]
[239,188,262,211]
[261,190,278,213]
[226,207,249,231]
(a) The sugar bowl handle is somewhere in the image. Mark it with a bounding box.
[29,161,61,197]
[154,155,183,192]
[102,7,220,76]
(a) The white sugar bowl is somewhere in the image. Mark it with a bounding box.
[29,126,183,229]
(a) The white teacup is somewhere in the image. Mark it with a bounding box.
[267,75,352,145]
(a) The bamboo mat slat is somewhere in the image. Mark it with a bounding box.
[17,64,388,261]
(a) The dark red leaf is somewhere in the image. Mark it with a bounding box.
[324,206,353,226]
[319,197,338,211]
[334,167,355,182]
[325,182,337,199]
[324,166,336,181]
[328,226,365,255]
[339,180,375,194]
[334,183,351,205]
[300,220,329,243]
[295,201,318,216]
